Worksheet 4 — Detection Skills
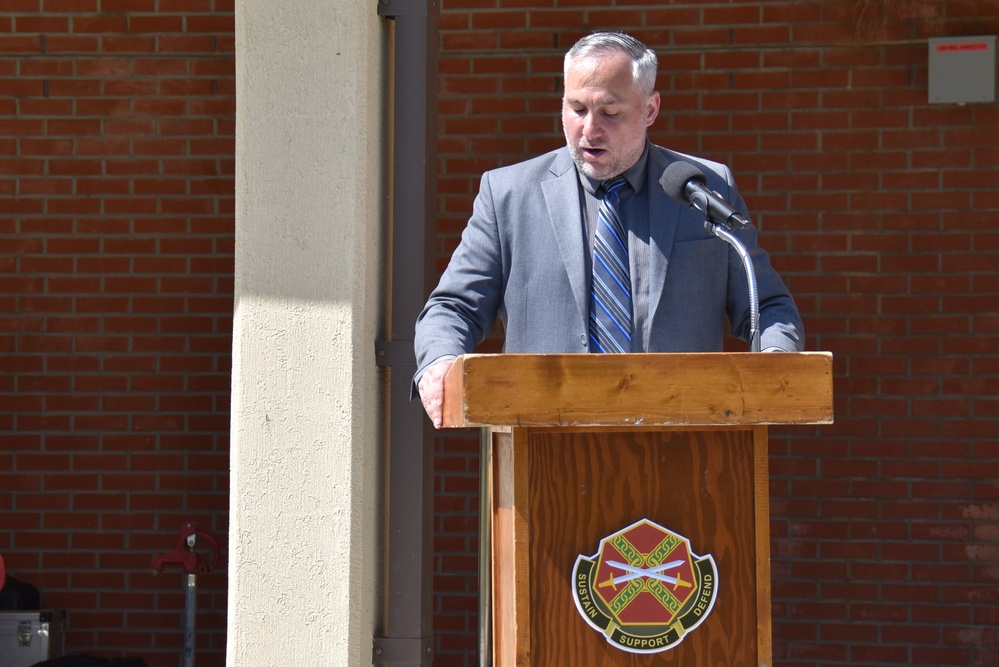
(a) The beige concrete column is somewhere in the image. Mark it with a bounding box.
[230,1,384,664]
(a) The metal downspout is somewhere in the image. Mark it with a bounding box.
[374,0,439,665]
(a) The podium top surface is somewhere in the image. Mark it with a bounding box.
[442,352,833,428]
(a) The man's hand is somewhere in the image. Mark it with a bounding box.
[417,357,456,429]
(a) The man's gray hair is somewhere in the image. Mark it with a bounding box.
[564,32,658,96]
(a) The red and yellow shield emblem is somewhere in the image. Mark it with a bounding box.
[573,519,717,653]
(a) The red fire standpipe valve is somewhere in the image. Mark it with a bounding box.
[152,522,221,576]
[152,522,221,667]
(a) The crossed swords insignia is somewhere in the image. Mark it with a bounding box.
[598,559,691,591]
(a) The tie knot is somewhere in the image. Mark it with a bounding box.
[602,177,628,198]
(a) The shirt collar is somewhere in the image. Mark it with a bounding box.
[578,139,650,196]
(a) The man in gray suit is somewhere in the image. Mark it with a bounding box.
[415,32,803,427]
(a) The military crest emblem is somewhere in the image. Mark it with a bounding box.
[572,518,717,654]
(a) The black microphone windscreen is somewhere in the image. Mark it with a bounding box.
[659,161,706,202]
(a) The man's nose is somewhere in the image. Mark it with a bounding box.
[582,113,603,137]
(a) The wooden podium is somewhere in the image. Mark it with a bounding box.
[442,352,833,667]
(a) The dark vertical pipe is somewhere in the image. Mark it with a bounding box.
[374,0,438,665]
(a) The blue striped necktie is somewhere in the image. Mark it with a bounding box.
[589,177,632,353]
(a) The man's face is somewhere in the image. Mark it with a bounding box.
[562,52,660,181]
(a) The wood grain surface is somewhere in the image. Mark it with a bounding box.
[498,427,765,666]
[443,352,833,429]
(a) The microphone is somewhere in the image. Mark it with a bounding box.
[659,161,749,229]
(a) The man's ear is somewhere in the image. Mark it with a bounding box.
[646,92,661,127]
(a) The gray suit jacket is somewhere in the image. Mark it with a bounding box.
[414,144,803,383]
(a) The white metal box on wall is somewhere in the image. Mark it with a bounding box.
[928,35,996,104]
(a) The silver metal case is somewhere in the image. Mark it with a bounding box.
[0,610,65,667]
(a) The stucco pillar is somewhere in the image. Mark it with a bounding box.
[230,1,383,664]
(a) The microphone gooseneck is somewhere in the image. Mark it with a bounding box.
[659,161,761,352]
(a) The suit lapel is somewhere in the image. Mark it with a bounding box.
[644,147,680,344]
[542,150,589,329]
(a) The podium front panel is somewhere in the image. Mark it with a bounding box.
[491,425,771,667]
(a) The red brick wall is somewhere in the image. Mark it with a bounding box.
[434,2,999,666]
[1,2,233,665]
[4,2,999,666]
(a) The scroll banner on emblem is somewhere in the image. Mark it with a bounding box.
[572,518,718,654]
